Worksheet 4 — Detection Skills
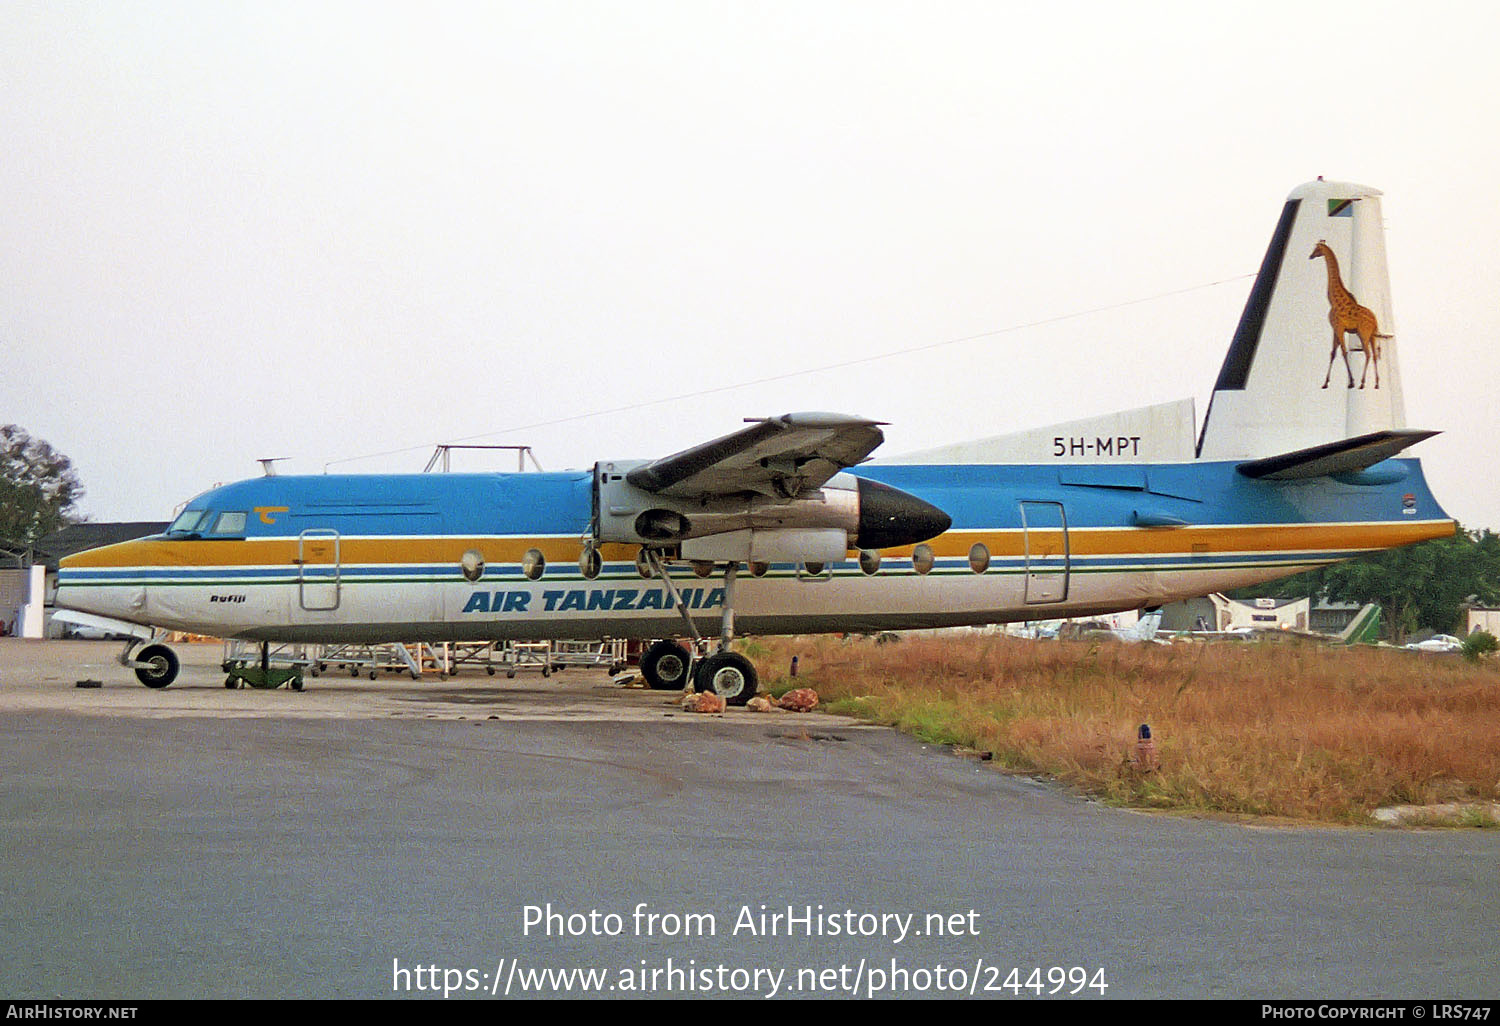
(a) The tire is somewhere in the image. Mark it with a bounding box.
[692,651,757,706]
[641,640,692,690]
[134,644,179,688]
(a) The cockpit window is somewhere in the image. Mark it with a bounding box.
[167,509,211,536]
[212,512,247,535]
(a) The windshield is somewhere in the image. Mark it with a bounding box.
[166,509,211,536]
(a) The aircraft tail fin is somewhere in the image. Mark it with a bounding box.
[1198,180,1408,460]
[1129,607,1163,642]
[1337,603,1383,645]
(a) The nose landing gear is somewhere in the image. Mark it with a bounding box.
[118,637,180,688]
[131,642,180,688]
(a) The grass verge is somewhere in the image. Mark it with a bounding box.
[750,634,1500,825]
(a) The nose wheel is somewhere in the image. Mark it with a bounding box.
[131,643,180,688]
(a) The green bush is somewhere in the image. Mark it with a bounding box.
[1461,630,1498,662]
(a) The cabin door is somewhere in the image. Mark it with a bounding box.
[1020,501,1069,604]
[297,529,341,611]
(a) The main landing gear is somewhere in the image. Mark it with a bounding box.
[640,639,692,690]
[640,552,758,705]
[693,650,757,705]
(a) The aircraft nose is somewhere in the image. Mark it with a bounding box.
[854,478,952,550]
[56,544,150,624]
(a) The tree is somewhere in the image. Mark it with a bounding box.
[1233,525,1500,643]
[0,425,84,547]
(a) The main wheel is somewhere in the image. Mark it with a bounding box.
[641,639,692,690]
[134,644,180,688]
[692,651,757,706]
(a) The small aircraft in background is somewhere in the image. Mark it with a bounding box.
[1064,609,1167,645]
[55,180,1453,701]
[1404,634,1463,654]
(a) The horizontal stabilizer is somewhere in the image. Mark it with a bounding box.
[1235,429,1438,480]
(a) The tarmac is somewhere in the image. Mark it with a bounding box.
[2,639,1497,999]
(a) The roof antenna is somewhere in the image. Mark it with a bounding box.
[258,458,289,477]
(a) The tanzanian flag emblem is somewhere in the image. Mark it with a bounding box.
[1328,198,1355,217]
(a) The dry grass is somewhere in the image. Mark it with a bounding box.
[746,634,1500,825]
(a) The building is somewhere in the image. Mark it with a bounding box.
[1466,608,1500,636]
[1160,593,1309,633]
[0,522,167,638]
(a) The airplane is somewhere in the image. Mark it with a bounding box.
[1064,609,1167,645]
[53,179,1455,702]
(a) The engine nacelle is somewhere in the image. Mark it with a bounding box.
[594,462,949,557]
[680,528,851,565]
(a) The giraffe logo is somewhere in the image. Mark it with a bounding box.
[1310,240,1389,389]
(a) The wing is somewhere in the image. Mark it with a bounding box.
[625,412,886,499]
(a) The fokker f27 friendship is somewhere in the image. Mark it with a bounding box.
[55,181,1454,702]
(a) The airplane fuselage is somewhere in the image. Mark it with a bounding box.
[55,458,1452,644]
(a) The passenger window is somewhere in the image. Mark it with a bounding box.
[523,548,546,581]
[213,512,247,535]
[858,549,881,575]
[969,543,990,574]
[912,544,935,575]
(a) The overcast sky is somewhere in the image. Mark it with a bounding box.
[3,1,1498,529]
